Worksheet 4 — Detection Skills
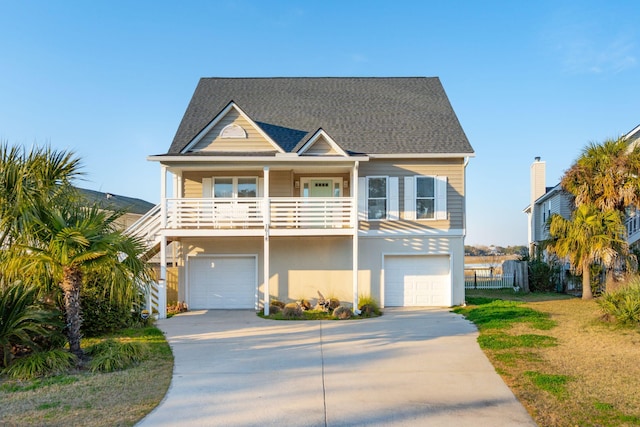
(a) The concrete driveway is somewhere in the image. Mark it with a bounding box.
[136,308,536,427]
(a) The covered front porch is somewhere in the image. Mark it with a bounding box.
[134,156,366,318]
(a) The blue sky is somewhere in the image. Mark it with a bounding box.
[1,0,639,247]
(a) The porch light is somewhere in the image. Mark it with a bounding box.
[344,181,349,188]
[295,181,300,188]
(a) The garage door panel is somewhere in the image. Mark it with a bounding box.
[189,256,256,309]
[384,255,450,307]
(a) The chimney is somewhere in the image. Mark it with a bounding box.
[530,157,546,204]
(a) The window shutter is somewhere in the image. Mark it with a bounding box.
[202,178,212,198]
[258,177,264,197]
[389,177,399,220]
[436,176,447,220]
[404,176,415,220]
[358,177,367,221]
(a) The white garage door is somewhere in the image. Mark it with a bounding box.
[384,255,451,307]
[189,256,256,309]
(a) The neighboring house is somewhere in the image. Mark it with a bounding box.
[130,77,475,318]
[525,123,640,256]
[523,158,572,257]
[623,124,640,248]
[77,187,155,230]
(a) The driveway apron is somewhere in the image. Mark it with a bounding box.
[136,308,536,427]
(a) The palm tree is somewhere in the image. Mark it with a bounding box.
[0,143,82,250]
[562,137,640,213]
[546,205,628,299]
[12,202,152,359]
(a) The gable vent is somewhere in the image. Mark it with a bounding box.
[220,124,247,139]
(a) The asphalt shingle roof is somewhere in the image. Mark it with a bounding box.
[167,77,474,156]
[77,188,155,215]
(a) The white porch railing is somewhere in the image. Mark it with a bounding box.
[270,197,353,229]
[166,198,264,229]
[163,197,354,230]
[127,204,162,245]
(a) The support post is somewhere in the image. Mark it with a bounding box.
[352,161,360,313]
[263,167,270,315]
[160,165,167,228]
[159,235,167,319]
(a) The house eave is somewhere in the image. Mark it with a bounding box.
[147,154,369,164]
[368,152,475,159]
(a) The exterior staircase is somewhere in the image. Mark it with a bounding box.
[125,204,163,316]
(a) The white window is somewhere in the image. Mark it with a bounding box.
[367,177,387,220]
[213,177,257,198]
[404,176,447,220]
[416,176,436,219]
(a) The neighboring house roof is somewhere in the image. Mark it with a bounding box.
[77,188,155,215]
[165,77,474,156]
[624,123,640,147]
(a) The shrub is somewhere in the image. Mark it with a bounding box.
[598,278,640,325]
[3,349,76,379]
[268,304,282,315]
[282,303,303,319]
[299,299,312,311]
[86,339,147,373]
[528,259,557,292]
[333,306,353,319]
[270,299,285,309]
[80,282,136,337]
[358,295,381,317]
[0,282,63,368]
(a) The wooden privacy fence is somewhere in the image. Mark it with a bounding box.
[465,269,515,289]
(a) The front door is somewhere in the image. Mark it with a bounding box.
[309,179,333,197]
[301,177,342,198]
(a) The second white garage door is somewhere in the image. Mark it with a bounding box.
[384,255,451,307]
[188,256,256,309]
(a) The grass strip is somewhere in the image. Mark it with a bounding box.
[478,333,557,350]
[524,371,572,398]
[454,299,556,330]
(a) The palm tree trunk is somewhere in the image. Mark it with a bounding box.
[582,264,593,300]
[61,266,84,359]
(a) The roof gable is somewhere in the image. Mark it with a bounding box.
[168,77,474,156]
[182,102,283,154]
[297,129,347,156]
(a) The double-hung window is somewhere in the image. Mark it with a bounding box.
[367,176,387,220]
[404,175,447,220]
[416,176,435,219]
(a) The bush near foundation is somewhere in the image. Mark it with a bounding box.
[282,303,303,319]
[333,306,353,319]
[358,295,381,317]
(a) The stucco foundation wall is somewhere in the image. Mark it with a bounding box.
[270,237,353,303]
[174,233,465,310]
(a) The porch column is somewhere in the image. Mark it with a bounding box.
[263,166,270,315]
[158,235,167,319]
[160,165,167,228]
[352,161,360,313]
